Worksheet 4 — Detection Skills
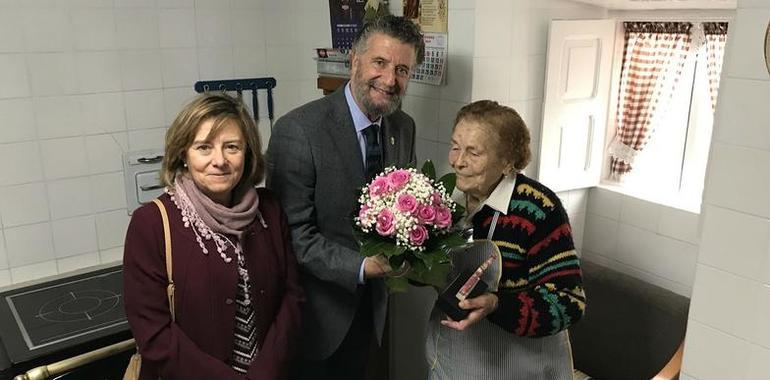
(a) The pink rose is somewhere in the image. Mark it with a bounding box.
[396,193,418,214]
[409,225,428,246]
[387,169,411,191]
[376,209,396,236]
[434,206,452,229]
[417,204,436,224]
[368,176,389,197]
[431,192,443,206]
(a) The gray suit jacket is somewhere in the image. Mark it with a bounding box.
[266,85,416,360]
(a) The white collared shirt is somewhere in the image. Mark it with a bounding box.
[467,173,517,217]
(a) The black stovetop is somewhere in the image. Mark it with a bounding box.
[0,266,130,375]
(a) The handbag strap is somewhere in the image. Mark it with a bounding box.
[152,198,176,322]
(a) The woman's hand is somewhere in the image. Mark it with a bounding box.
[441,292,499,331]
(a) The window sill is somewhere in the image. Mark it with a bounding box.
[597,181,702,214]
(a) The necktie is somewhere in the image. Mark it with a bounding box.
[362,124,383,180]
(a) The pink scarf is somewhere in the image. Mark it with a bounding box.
[173,174,259,240]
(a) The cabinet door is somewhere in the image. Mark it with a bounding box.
[538,19,616,192]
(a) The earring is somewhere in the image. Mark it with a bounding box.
[183,162,188,168]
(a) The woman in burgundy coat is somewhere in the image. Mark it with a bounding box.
[123,93,304,380]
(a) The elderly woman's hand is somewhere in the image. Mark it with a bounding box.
[440,292,499,331]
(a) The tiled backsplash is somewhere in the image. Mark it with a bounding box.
[680,1,770,378]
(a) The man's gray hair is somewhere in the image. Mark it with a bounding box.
[351,15,425,66]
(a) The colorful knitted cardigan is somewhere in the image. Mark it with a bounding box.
[476,174,587,337]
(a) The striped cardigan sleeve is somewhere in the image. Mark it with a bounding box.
[486,181,586,337]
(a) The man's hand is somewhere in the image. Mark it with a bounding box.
[440,293,499,331]
[364,254,410,279]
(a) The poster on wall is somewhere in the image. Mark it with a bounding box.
[328,0,391,50]
[402,0,448,85]
[329,0,367,50]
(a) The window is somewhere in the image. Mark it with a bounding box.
[604,21,728,212]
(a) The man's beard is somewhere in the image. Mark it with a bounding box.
[353,76,403,119]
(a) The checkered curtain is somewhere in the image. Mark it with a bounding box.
[608,22,693,180]
[703,22,728,112]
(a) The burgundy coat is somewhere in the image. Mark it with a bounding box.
[123,189,304,380]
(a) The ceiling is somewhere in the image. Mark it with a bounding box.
[571,0,737,9]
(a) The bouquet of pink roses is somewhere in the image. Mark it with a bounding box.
[354,161,466,292]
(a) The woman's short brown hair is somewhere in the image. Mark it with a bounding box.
[454,100,532,172]
[161,92,264,188]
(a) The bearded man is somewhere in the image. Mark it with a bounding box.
[266,15,424,380]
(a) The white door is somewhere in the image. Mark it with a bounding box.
[538,20,616,192]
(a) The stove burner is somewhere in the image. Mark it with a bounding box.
[0,268,127,353]
[37,290,121,323]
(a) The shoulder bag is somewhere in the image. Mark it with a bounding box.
[123,199,176,380]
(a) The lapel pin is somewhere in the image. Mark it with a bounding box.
[390,137,395,145]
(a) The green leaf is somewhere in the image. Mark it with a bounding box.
[385,276,410,293]
[359,237,406,258]
[421,160,436,180]
[406,258,451,289]
[435,232,467,252]
[437,172,456,196]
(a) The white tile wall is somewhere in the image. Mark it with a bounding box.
[120,50,163,91]
[95,210,130,250]
[703,142,770,219]
[11,261,58,284]
[124,89,166,130]
[724,8,770,80]
[0,54,30,98]
[51,215,98,258]
[584,187,700,296]
[24,9,71,52]
[115,9,159,50]
[86,135,125,174]
[35,96,85,139]
[681,0,770,375]
[40,137,90,180]
[5,222,55,267]
[161,49,200,87]
[72,9,117,51]
[0,231,8,270]
[99,246,124,264]
[619,196,661,231]
[81,92,127,134]
[159,8,197,48]
[195,9,233,47]
[683,320,752,380]
[198,47,235,80]
[27,53,79,96]
[0,141,44,186]
[657,206,700,244]
[0,98,36,143]
[714,78,770,151]
[78,52,124,94]
[402,95,440,142]
[47,177,93,220]
[0,182,50,227]
[90,172,127,212]
[0,10,24,53]
[57,252,100,274]
[699,205,770,281]
[232,10,265,47]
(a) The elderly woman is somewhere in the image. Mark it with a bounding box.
[123,93,303,379]
[426,100,586,379]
